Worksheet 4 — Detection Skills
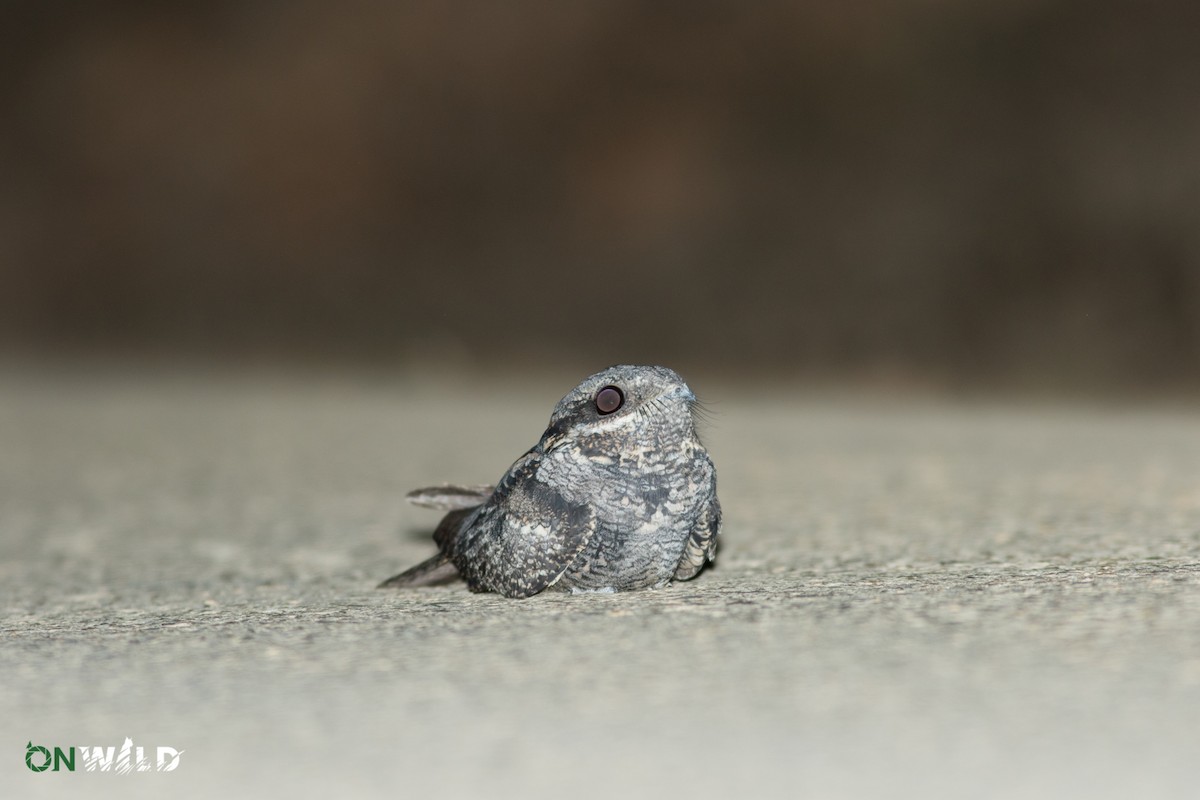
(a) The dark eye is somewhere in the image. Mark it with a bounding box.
[594,385,624,415]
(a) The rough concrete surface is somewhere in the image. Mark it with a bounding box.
[2,367,1199,799]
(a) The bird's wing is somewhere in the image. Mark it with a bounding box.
[674,465,721,581]
[450,452,596,598]
[378,505,480,588]
[377,551,458,588]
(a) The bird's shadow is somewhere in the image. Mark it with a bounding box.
[401,525,436,543]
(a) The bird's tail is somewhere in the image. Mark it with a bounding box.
[378,553,459,589]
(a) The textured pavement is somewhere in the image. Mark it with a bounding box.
[2,367,1199,799]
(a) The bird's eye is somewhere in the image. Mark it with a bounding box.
[594,385,624,415]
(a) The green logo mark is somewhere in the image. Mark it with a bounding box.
[26,742,74,772]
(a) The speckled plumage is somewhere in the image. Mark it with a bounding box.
[379,365,721,598]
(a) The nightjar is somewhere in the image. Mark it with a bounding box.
[379,365,720,598]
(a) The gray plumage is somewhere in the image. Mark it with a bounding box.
[379,364,721,598]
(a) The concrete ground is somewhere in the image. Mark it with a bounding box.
[2,366,1198,799]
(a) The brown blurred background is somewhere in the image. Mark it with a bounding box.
[2,1,1199,390]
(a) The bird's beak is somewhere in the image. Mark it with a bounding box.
[669,384,697,404]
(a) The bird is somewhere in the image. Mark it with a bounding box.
[379,364,720,598]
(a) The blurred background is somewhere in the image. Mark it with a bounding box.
[3,0,1199,392]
